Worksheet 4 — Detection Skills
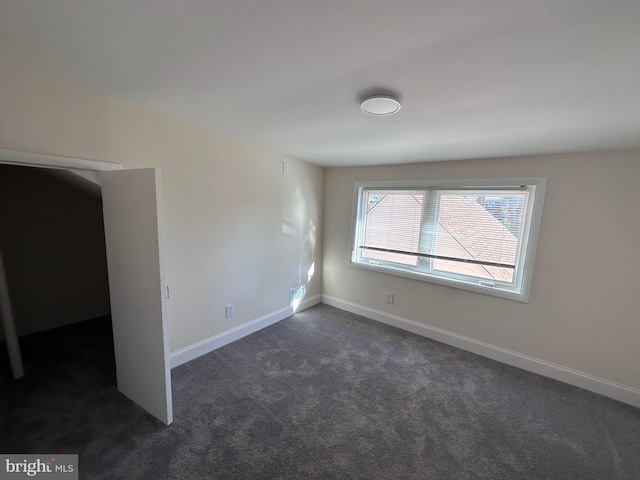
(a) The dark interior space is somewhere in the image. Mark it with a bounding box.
[0,164,118,459]
[0,164,110,340]
[0,314,114,379]
[0,315,116,418]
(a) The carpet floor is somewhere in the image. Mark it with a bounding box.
[1,304,640,479]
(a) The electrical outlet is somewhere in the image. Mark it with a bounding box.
[386,292,394,304]
[225,304,234,318]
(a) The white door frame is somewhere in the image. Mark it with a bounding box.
[0,149,122,172]
[0,148,173,423]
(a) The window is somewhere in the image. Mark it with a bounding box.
[350,178,546,302]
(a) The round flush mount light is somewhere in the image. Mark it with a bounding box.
[360,94,401,116]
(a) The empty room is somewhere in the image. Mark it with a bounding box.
[1,1,639,479]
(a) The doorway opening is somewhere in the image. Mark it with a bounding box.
[0,163,116,431]
[0,149,173,425]
[0,164,111,339]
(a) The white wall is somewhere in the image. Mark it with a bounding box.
[323,151,640,391]
[0,58,323,352]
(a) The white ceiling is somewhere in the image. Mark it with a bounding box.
[1,0,639,167]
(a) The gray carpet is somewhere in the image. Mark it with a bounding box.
[1,304,639,479]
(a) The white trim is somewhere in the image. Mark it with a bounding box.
[170,294,321,368]
[321,295,640,409]
[353,177,548,190]
[0,148,121,171]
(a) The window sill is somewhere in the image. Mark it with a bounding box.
[349,260,530,303]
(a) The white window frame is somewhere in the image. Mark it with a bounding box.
[349,178,547,303]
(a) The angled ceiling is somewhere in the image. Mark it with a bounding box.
[0,0,639,167]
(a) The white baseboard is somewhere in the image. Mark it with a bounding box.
[12,305,111,337]
[170,294,321,369]
[322,295,640,409]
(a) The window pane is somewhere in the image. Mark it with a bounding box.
[362,248,418,267]
[432,259,515,282]
[363,191,423,259]
[432,192,527,283]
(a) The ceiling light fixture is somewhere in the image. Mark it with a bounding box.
[360,94,401,116]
